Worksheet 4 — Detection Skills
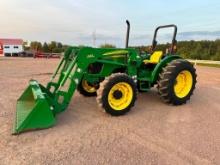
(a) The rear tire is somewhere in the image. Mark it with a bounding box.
[158,59,197,105]
[96,73,137,116]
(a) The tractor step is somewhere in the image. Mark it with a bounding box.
[138,81,150,92]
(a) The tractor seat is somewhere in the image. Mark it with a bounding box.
[143,51,163,64]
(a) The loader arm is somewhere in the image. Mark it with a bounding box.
[46,47,102,114]
[13,47,99,134]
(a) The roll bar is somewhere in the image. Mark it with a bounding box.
[152,24,178,54]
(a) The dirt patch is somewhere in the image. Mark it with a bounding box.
[0,57,219,165]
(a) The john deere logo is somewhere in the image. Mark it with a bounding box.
[87,54,95,58]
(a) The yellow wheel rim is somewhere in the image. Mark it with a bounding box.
[174,70,193,98]
[108,82,133,111]
[82,80,97,93]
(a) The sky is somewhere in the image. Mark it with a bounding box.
[0,0,220,47]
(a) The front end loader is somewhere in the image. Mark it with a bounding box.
[13,21,197,134]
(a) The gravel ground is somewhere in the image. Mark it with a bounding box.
[0,57,219,165]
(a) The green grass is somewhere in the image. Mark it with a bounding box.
[194,63,220,68]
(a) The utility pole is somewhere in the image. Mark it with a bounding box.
[92,30,96,47]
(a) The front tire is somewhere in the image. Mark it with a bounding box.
[96,73,137,116]
[158,59,197,105]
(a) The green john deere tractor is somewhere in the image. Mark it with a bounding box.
[13,21,197,134]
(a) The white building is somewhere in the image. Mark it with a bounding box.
[0,39,23,56]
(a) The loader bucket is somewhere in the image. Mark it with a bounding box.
[13,80,56,134]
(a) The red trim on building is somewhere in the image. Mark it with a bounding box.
[0,39,23,45]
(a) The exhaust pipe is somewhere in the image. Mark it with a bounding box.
[125,20,130,48]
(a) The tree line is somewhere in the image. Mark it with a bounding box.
[136,40,220,61]
[25,40,220,60]
[24,42,117,53]
[24,41,69,53]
